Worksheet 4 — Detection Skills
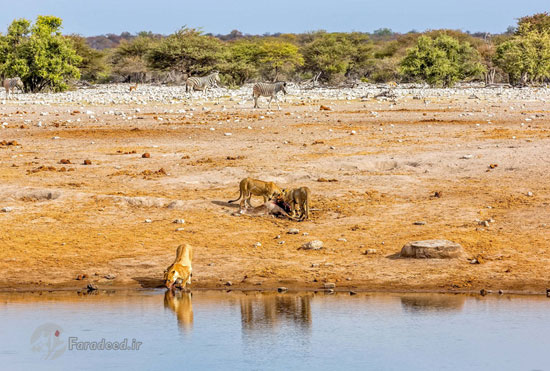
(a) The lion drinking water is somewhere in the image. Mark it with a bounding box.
[164,244,193,290]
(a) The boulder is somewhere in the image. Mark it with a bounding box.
[399,239,463,259]
[300,240,324,250]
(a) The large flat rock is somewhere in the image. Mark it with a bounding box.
[399,239,464,259]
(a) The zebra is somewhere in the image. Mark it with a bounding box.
[252,82,287,109]
[2,77,24,99]
[185,71,220,95]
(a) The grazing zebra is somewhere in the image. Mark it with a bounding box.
[2,77,24,98]
[253,82,287,109]
[185,71,220,94]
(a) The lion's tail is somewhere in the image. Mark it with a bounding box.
[227,189,243,204]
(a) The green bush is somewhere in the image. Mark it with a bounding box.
[400,34,485,86]
[0,16,81,92]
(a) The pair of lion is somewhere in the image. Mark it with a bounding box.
[228,177,311,221]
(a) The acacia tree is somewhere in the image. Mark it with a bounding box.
[400,34,485,86]
[301,32,355,83]
[301,32,372,83]
[494,25,550,85]
[1,16,81,92]
[67,34,108,82]
[257,39,303,81]
[227,39,262,85]
[146,28,227,75]
[110,33,159,82]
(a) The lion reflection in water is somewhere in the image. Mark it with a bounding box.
[240,294,312,330]
[164,290,193,332]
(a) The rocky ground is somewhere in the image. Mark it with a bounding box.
[0,83,549,294]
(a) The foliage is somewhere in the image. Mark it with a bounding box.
[110,34,160,81]
[301,32,372,83]
[517,12,550,34]
[257,39,303,80]
[400,34,485,86]
[0,16,81,92]
[226,39,262,85]
[494,26,550,84]
[146,28,227,75]
[66,35,108,82]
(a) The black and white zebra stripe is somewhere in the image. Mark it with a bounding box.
[185,72,220,93]
[252,82,287,109]
[3,77,24,98]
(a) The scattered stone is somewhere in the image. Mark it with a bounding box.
[325,289,334,294]
[104,274,116,280]
[300,240,324,250]
[86,283,98,291]
[75,274,87,280]
[364,249,377,255]
[83,159,92,165]
[324,283,335,289]
[433,191,442,198]
[460,154,473,159]
[287,228,299,234]
[349,291,357,295]
[319,105,332,111]
[144,219,152,223]
[278,241,285,245]
[479,220,490,227]
[302,232,309,236]
[274,235,281,239]
[277,287,288,293]
[480,288,488,296]
[142,153,150,158]
[337,238,347,242]
[399,239,464,259]
[317,177,338,182]
[175,228,185,231]
[59,159,71,164]
[254,242,262,247]
[413,221,426,225]
[1,207,13,213]
[546,288,550,297]
[498,289,504,295]
[225,281,232,286]
[527,191,534,197]
[173,219,185,224]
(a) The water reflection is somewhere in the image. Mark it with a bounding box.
[164,290,193,332]
[400,294,466,312]
[239,293,312,331]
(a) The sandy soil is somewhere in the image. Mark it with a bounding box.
[1,86,549,294]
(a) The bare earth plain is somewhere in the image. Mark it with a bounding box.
[0,85,549,294]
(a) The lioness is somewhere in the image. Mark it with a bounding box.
[164,244,193,290]
[228,177,282,209]
[283,187,311,220]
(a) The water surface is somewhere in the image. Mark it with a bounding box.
[1,290,548,370]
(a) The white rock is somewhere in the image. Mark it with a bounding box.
[1,207,13,213]
[301,240,324,250]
